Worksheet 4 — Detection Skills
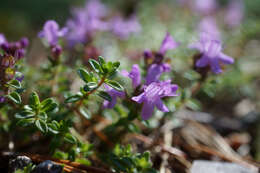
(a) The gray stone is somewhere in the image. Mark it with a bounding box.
[190,160,258,173]
[9,155,32,173]
[31,160,63,173]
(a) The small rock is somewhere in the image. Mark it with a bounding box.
[31,160,63,173]
[9,155,32,173]
[190,160,258,173]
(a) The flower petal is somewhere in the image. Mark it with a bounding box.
[141,102,155,120]
[210,58,222,74]
[159,32,179,55]
[155,99,169,112]
[146,64,162,84]
[129,64,141,88]
[218,53,234,64]
[196,56,209,67]
[132,93,145,103]
[207,40,221,58]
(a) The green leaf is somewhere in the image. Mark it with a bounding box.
[98,56,106,66]
[17,118,35,127]
[24,105,33,111]
[7,80,21,89]
[89,59,101,73]
[7,92,21,104]
[79,107,91,119]
[41,98,58,113]
[35,119,48,133]
[64,133,77,144]
[105,80,124,91]
[113,62,120,69]
[41,100,58,113]
[65,94,82,103]
[29,92,40,107]
[77,68,91,83]
[97,91,112,102]
[83,82,98,92]
[15,111,35,119]
[48,121,60,134]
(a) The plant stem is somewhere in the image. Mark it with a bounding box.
[75,76,106,109]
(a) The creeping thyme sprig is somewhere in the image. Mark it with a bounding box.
[65,56,124,119]
[15,92,58,134]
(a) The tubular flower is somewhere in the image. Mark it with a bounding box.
[145,33,179,84]
[103,85,125,109]
[159,32,179,55]
[145,63,171,85]
[190,32,234,74]
[132,80,178,120]
[121,64,141,89]
[38,20,68,46]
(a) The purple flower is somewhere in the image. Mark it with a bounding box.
[132,80,178,120]
[144,33,179,84]
[145,63,171,84]
[66,0,108,46]
[193,0,217,15]
[110,15,141,40]
[103,85,125,109]
[159,32,179,55]
[0,96,5,103]
[19,37,29,48]
[38,20,68,46]
[225,0,244,28]
[121,64,141,89]
[0,34,28,60]
[190,32,234,74]
[198,17,221,41]
[0,34,6,46]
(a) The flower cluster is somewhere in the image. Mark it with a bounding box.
[101,33,179,120]
[35,1,236,121]
[0,34,29,103]
[39,0,141,50]
[190,33,234,74]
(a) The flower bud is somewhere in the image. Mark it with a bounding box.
[0,96,5,103]
[19,37,29,48]
[51,45,62,59]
